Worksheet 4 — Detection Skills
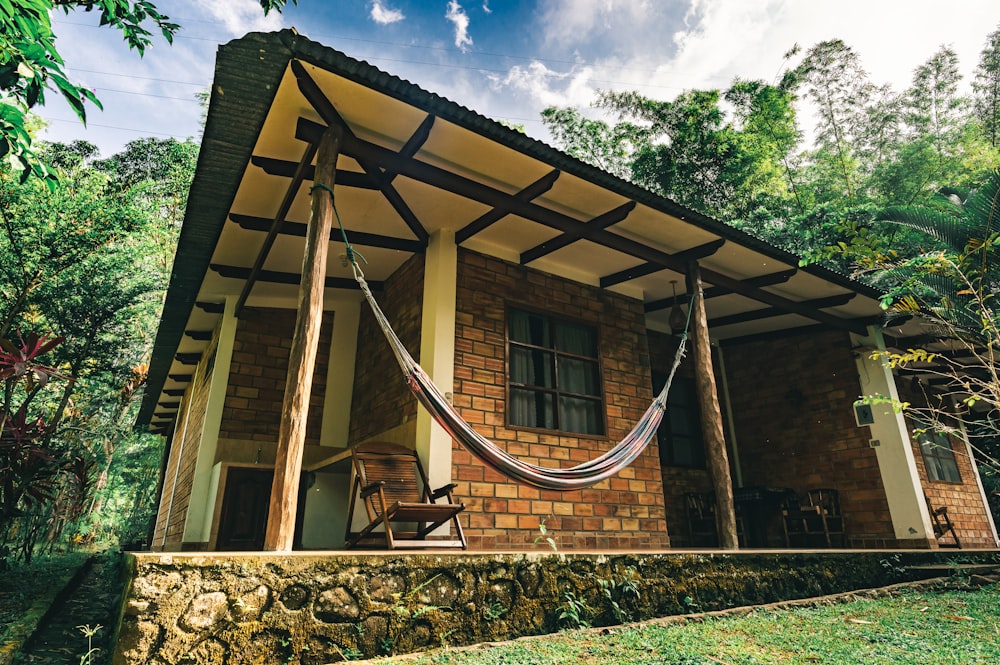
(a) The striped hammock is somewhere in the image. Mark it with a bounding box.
[350,259,690,491]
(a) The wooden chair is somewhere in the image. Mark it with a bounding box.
[684,492,718,547]
[346,441,466,549]
[782,488,845,548]
[925,495,961,548]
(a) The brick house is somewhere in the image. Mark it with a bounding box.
[138,30,998,552]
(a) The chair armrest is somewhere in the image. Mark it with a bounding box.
[431,483,458,501]
[360,480,385,499]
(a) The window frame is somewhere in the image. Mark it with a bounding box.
[505,304,607,437]
[918,431,962,484]
[651,372,706,469]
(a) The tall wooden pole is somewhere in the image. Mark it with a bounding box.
[686,260,739,549]
[264,125,343,551]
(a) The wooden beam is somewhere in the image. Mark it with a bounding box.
[158,401,180,408]
[265,125,343,552]
[250,156,379,189]
[184,330,212,341]
[210,264,380,291]
[687,261,738,550]
[163,389,185,397]
[195,301,224,314]
[174,353,201,365]
[645,269,797,312]
[235,141,320,319]
[600,239,726,288]
[296,115,865,333]
[455,169,560,244]
[520,201,636,264]
[229,213,425,253]
[707,293,857,329]
[291,61,429,244]
[167,374,192,382]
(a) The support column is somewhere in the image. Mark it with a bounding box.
[183,296,239,545]
[264,126,342,551]
[853,326,935,545]
[415,230,458,495]
[687,261,738,549]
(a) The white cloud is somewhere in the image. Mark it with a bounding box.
[445,1,473,52]
[370,0,405,25]
[200,0,285,36]
[488,61,599,110]
[482,1,492,14]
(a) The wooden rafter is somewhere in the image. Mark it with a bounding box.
[174,353,201,365]
[644,269,798,312]
[229,213,425,252]
[195,301,224,314]
[184,330,212,341]
[167,373,192,382]
[250,156,379,189]
[600,239,726,288]
[520,201,636,265]
[211,264,381,291]
[288,116,865,332]
[291,60,429,243]
[708,293,857,328]
[456,169,560,244]
[235,141,320,318]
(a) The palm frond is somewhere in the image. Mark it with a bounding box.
[875,207,970,253]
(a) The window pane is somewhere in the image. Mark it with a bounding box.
[510,347,554,387]
[559,396,602,435]
[920,434,962,483]
[509,310,550,346]
[555,320,597,356]
[510,388,554,429]
[558,357,600,396]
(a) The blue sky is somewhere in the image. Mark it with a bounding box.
[39,1,1000,158]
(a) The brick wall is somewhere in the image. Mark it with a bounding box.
[218,307,332,446]
[349,254,424,444]
[896,381,997,548]
[152,334,219,550]
[723,329,898,548]
[452,250,669,550]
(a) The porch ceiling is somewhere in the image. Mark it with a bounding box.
[138,30,886,432]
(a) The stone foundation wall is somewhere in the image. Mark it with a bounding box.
[113,550,1000,664]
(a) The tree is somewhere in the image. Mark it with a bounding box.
[0,136,195,561]
[851,171,1000,465]
[787,40,874,204]
[974,25,1000,148]
[0,0,292,185]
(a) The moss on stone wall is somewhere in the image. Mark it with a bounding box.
[114,550,1000,664]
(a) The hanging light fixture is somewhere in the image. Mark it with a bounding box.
[668,280,687,334]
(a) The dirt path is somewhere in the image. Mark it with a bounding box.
[15,555,124,665]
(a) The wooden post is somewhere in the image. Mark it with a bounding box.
[263,125,343,551]
[686,260,739,549]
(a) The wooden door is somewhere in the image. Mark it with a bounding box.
[217,467,273,551]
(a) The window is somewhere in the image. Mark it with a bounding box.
[507,308,604,435]
[918,432,962,483]
[652,373,704,468]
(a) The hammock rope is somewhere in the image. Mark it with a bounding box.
[331,198,693,490]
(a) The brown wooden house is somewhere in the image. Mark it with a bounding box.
[137,30,998,553]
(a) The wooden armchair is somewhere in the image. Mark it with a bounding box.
[925,495,961,548]
[346,441,466,549]
[782,488,845,548]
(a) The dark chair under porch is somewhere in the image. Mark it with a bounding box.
[782,488,846,548]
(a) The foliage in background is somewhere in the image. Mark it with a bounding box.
[0,137,194,564]
[543,30,1000,259]
[0,0,292,185]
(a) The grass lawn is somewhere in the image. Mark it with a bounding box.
[383,582,1000,665]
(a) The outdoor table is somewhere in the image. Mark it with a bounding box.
[733,486,797,547]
